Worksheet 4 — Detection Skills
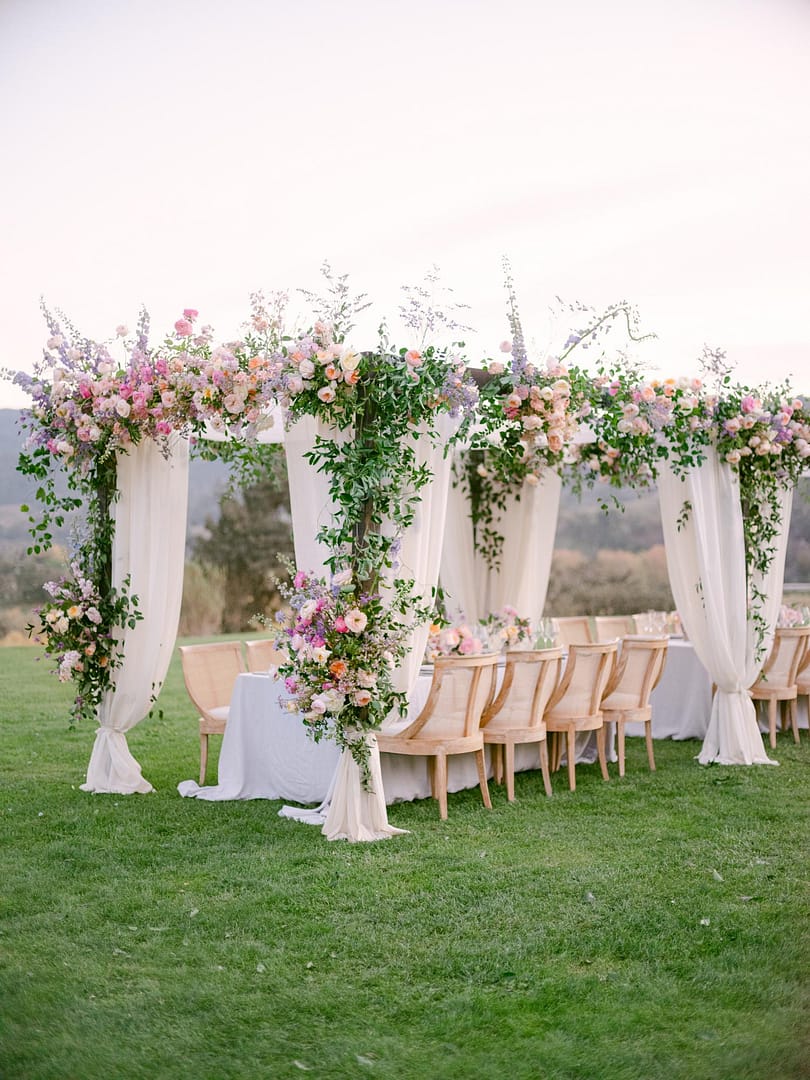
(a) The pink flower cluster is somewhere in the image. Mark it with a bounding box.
[18,309,282,465]
[480,606,533,650]
[424,621,487,662]
[718,395,810,467]
[501,364,585,482]
[274,321,364,409]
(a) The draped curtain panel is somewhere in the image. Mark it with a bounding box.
[284,415,346,579]
[440,463,561,627]
[486,469,561,624]
[82,436,189,793]
[658,447,792,766]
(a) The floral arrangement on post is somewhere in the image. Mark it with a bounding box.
[1,302,280,722]
[265,266,481,781]
[28,563,142,723]
[272,566,417,768]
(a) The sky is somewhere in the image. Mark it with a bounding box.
[1,0,809,409]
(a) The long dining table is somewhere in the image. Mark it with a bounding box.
[178,638,743,807]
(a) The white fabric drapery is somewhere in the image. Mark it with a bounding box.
[81,436,189,793]
[658,447,792,765]
[440,461,561,627]
[284,415,343,579]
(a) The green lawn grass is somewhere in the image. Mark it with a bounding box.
[1,643,808,1080]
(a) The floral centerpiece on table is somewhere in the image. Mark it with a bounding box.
[480,606,533,651]
[776,604,809,628]
[423,620,487,662]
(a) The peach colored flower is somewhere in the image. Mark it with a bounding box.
[345,608,367,633]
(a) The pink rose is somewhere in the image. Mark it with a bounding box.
[183,308,199,320]
[174,318,193,337]
[334,616,349,633]
[499,340,513,353]
[405,349,422,368]
[354,689,372,707]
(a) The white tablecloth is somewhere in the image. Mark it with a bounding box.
[627,638,713,740]
[178,673,341,804]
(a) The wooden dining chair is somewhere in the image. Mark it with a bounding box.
[377,653,500,819]
[244,638,286,673]
[179,641,246,784]
[480,647,565,801]
[553,616,593,647]
[600,635,668,776]
[544,641,618,792]
[593,615,634,643]
[748,626,810,747]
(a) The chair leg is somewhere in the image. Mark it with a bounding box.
[551,731,561,773]
[768,698,777,748]
[645,719,656,771]
[504,741,515,802]
[476,748,492,810]
[539,739,552,797]
[492,744,503,785]
[199,733,208,786]
[616,719,626,778]
[435,752,448,819]
[789,699,799,744]
[566,727,577,792]
[596,726,609,782]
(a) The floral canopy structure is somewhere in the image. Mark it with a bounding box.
[4,267,809,839]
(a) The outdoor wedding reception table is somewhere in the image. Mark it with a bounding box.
[178,646,722,807]
[177,663,615,806]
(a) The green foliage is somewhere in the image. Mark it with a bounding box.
[1,644,809,1079]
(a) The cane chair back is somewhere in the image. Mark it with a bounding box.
[601,635,668,776]
[593,615,634,643]
[377,653,499,819]
[553,616,593,647]
[544,641,618,791]
[245,638,286,673]
[179,641,246,784]
[480,647,564,800]
[749,626,810,747]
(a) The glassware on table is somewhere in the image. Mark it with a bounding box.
[534,617,558,649]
